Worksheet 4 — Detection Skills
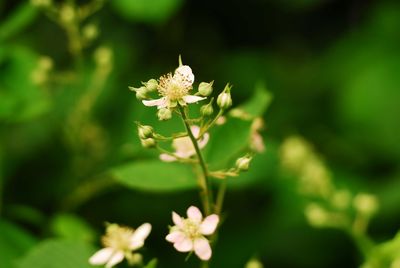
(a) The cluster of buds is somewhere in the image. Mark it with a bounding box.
[137,124,156,148]
[31,56,53,85]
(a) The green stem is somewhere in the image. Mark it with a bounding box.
[215,180,227,215]
[200,109,224,136]
[178,105,213,215]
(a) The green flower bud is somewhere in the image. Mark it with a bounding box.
[200,103,214,116]
[138,125,153,139]
[157,108,172,121]
[129,86,147,100]
[353,193,378,217]
[217,84,232,109]
[144,79,158,92]
[141,138,156,148]
[236,156,252,171]
[198,81,213,96]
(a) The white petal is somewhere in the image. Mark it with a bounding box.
[130,223,151,247]
[142,97,167,108]
[198,132,209,149]
[172,211,183,227]
[105,251,124,268]
[194,237,212,261]
[130,240,144,251]
[89,248,114,265]
[182,95,206,104]
[159,154,177,162]
[174,237,193,252]
[190,125,201,137]
[187,206,202,222]
[200,214,219,235]
[166,231,185,243]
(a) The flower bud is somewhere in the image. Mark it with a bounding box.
[236,156,252,171]
[353,193,378,217]
[141,138,156,148]
[144,79,158,92]
[83,24,99,41]
[217,84,232,109]
[198,81,213,96]
[157,108,172,121]
[129,86,147,100]
[138,125,153,139]
[200,103,214,116]
[30,0,51,7]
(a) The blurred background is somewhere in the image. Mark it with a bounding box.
[1,0,400,267]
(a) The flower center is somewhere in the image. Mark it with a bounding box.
[182,219,201,240]
[102,225,134,251]
[157,73,191,101]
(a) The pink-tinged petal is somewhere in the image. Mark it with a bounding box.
[190,126,201,137]
[159,154,177,162]
[198,132,209,149]
[200,214,219,235]
[194,237,212,261]
[142,97,167,108]
[182,95,206,104]
[89,248,114,265]
[174,237,193,252]
[187,206,203,222]
[172,212,183,227]
[105,251,124,268]
[130,223,151,249]
[166,231,185,243]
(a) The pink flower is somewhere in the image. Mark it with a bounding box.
[166,206,219,261]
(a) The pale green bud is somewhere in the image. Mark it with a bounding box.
[353,193,378,216]
[30,0,51,7]
[236,156,252,171]
[129,86,147,100]
[83,24,99,41]
[157,108,172,121]
[141,138,156,148]
[198,81,213,96]
[217,84,232,109]
[305,203,328,227]
[200,103,214,116]
[138,125,153,139]
[144,79,158,92]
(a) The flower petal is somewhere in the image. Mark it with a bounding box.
[187,206,202,222]
[194,237,212,261]
[159,153,177,162]
[190,126,201,137]
[130,223,151,247]
[89,248,114,265]
[198,132,209,149]
[142,97,167,108]
[166,230,185,243]
[200,214,219,235]
[172,211,183,227]
[182,95,206,104]
[174,237,193,252]
[105,251,125,268]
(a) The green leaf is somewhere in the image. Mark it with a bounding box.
[144,258,158,268]
[233,82,273,118]
[205,118,253,169]
[0,3,38,41]
[50,214,96,243]
[111,0,183,24]
[111,160,197,192]
[16,239,95,268]
[0,220,37,268]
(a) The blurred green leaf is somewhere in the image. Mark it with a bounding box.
[144,259,158,268]
[50,214,96,243]
[0,3,38,41]
[205,118,252,169]
[16,239,94,268]
[111,160,197,192]
[234,82,273,118]
[111,0,183,24]
[0,46,50,122]
[0,220,37,268]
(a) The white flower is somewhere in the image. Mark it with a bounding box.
[142,65,206,109]
[166,206,219,261]
[159,126,209,162]
[89,223,151,268]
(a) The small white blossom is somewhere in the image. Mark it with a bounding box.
[89,223,151,268]
[142,65,205,109]
[166,206,219,261]
[159,126,209,162]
